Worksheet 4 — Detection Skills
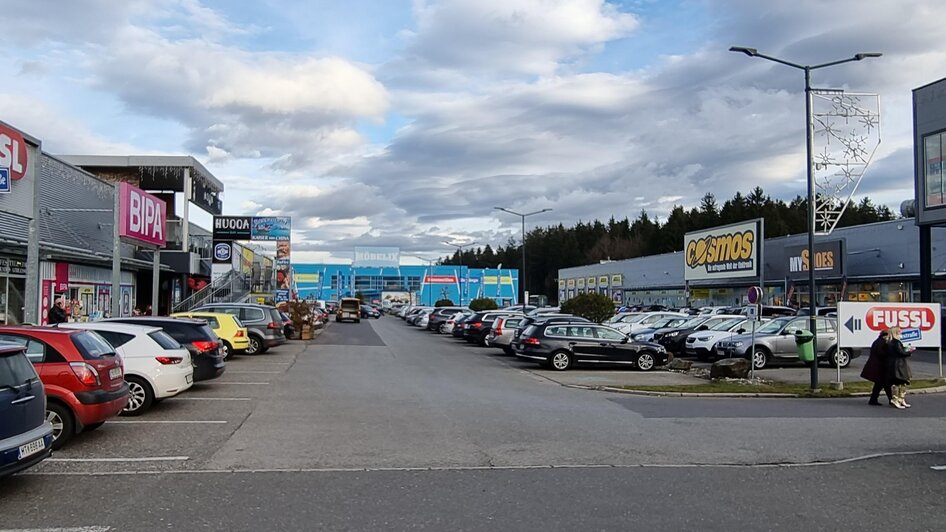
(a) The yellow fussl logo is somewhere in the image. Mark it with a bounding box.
[686,230,755,269]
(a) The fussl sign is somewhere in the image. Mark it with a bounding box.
[838,302,941,348]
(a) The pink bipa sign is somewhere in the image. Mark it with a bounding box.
[119,182,167,247]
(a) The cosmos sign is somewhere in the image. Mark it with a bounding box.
[684,219,762,281]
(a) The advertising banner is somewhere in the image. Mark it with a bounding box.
[276,258,291,289]
[587,277,596,288]
[275,289,290,304]
[353,247,400,268]
[382,291,411,305]
[611,274,623,286]
[684,219,762,281]
[119,182,167,247]
[213,216,252,240]
[0,168,8,194]
[598,276,609,287]
[252,217,291,241]
[483,276,513,284]
[838,302,942,348]
[786,240,845,279]
[276,240,290,259]
[0,122,29,181]
[295,273,320,283]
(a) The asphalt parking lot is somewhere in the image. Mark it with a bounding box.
[27,340,308,475]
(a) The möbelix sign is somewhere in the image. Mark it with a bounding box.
[119,182,166,247]
[838,302,941,348]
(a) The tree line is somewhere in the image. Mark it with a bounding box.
[441,187,895,300]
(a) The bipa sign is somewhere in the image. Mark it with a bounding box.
[0,123,28,181]
[119,182,167,247]
[838,302,941,348]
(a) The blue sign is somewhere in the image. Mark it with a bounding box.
[901,328,922,342]
[251,217,291,241]
[275,289,290,303]
[0,168,9,194]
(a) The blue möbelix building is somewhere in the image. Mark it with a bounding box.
[292,264,519,307]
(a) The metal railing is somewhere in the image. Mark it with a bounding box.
[172,270,252,313]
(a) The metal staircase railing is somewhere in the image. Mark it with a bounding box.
[172,270,252,313]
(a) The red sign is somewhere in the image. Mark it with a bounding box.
[0,123,29,180]
[865,307,936,331]
[424,275,458,284]
[54,262,70,292]
[119,182,167,247]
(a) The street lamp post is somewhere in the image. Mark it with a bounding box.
[729,46,881,390]
[443,241,477,306]
[494,207,552,307]
[405,254,437,306]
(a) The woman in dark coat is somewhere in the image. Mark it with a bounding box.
[886,326,914,409]
[861,330,891,405]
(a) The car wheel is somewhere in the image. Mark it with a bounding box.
[751,348,770,370]
[479,332,490,347]
[549,350,572,371]
[246,335,263,355]
[221,341,233,360]
[636,351,656,371]
[47,402,74,450]
[439,324,447,334]
[829,347,852,368]
[122,376,154,416]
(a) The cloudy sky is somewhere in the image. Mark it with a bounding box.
[2,0,943,264]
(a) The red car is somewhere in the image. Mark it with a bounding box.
[0,326,129,449]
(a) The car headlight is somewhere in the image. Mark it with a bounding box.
[695,336,710,342]
[632,334,645,340]
[733,341,744,347]
[666,331,679,337]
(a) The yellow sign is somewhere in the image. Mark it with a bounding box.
[690,288,710,299]
[611,274,622,286]
[295,273,320,283]
[484,276,513,284]
[599,276,609,287]
[684,220,760,281]
[566,279,575,288]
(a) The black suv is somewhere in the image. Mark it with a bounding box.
[1,343,54,477]
[515,322,669,371]
[106,317,226,381]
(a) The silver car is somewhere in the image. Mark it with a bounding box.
[486,315,528,355]
[714,316,855,369]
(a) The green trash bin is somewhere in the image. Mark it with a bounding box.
[794,329,815,362]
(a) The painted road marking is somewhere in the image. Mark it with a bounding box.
[48,456,188,462]
[107,420,228,425]
[1,527,112,532]
[166,397,251,401]
[931,465,946,470]
[206,382,271,385]
[223,371,282,374]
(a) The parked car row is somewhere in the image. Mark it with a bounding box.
[394,305,671,372]
[0,302,289,479]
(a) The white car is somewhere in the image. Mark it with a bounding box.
[440,311,472,334]
[58,322,194,415]
[683,317,756,361]
[611,312,689,335]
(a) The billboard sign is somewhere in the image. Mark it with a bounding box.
[424,275,457,284]
[684,219,762,281]
[213,216,252,240]
[0,123,29,181]
[252,217,291,241]
[786,240,845,279]
[353,247,400,268]
[838,302,941,348]
[118,182,167,247]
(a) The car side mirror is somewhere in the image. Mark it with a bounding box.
[621,337,629,344]
[697,325,709,331]
[737,328,745,334]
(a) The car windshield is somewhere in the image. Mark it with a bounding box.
[757,318,791,334]
[680,317,709,328]
[711,318,746,331]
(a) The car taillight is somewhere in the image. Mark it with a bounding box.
[523,337,541,346]
[235,330,245,337]
[69,362,100,386]
[155,356,184,365]
[192,340,218,353]
[495,322,503,336]
[267,322,281,329]
[471,322,482,329]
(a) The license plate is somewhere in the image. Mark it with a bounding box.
[109,367,122,380]
[18,438,45,460]
[185,374,193,384]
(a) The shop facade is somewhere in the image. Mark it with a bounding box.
[559,219,941,309]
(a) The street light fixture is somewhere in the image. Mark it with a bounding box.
[494,207,552,306]
[443,240,478,305]
[730,46,881,390]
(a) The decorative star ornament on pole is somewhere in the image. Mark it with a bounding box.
[810,90,881,235]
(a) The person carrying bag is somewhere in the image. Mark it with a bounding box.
[886,327,914,409]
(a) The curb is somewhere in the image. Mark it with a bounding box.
[560,383,946,398]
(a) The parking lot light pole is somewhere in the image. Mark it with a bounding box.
[494,207,552,306]
[729,46,881,390]
[405,254,437,306]
[443,240,477,305]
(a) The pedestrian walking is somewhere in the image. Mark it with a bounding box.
[886,326,914,409]
[48,297,69,324]
[861,330,891,406]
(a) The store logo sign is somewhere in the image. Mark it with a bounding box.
[214,243,232,261]
[0,124,28,181]
[0,167,9,194]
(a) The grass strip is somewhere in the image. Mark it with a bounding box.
[620,379,945,397]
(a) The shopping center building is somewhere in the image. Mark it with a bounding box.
[558,218,946,309]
